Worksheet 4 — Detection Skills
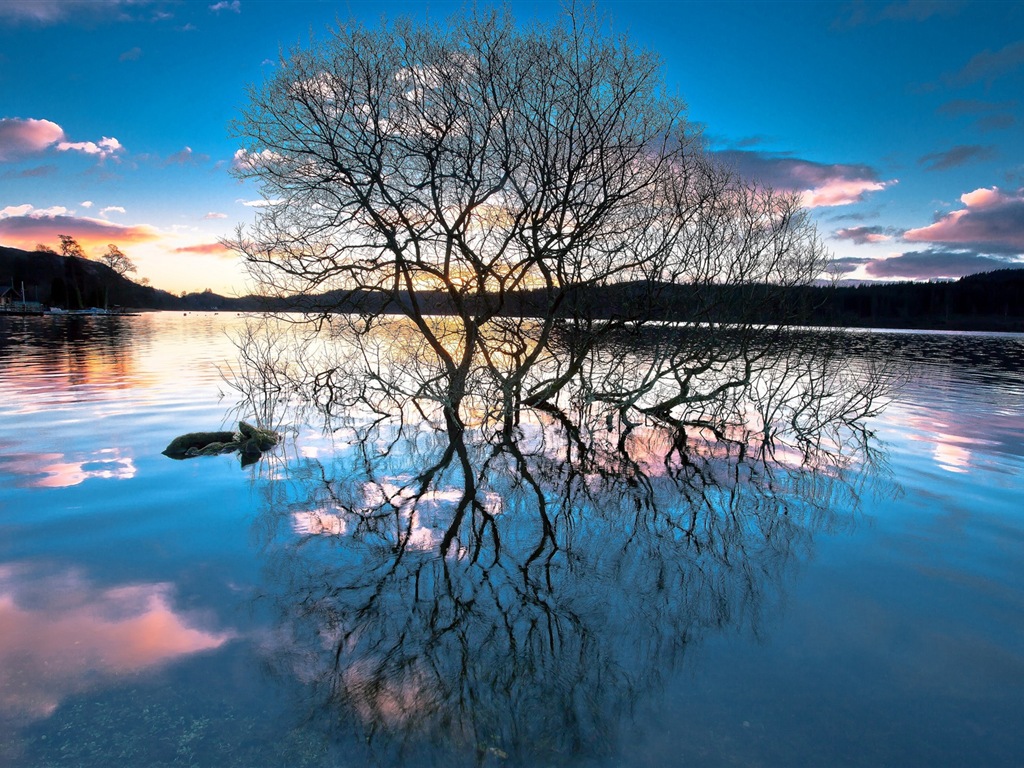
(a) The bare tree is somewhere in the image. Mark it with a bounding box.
[229,6,829,431]
[99,243,137,277]
[223,13,897,760]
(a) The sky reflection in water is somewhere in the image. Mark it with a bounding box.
[0,314,1022,767]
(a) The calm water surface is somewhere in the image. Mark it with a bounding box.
[1,313,1022,767]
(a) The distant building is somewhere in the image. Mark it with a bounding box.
[0,285,44,314]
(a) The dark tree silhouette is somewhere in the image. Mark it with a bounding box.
[58,234,84,259]
[99,243,137,277]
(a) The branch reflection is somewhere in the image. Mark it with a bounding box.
[232,316,894,764]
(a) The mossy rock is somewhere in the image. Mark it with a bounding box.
[239,437,263,457]
[185,441,240,457]
[238,421,279,449]
[163,431,237,458]
[163,422,281,465]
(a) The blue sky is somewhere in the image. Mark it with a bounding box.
[1,0,1022,295]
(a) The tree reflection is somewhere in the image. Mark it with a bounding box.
[230,316,892,765]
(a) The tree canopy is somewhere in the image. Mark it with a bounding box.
[230,6,850,440]
[99,244,137,277]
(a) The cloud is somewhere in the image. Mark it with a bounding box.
[949,40,1024,88]
[877,0,965,21]
[1,204,34,217]
[1,204,67,218]
[118,46,142,62]
[56,136,124,161]
[826,256,870,275]
[0,565,231,722]
[237,197,283,207]
[203,211,228,219]
[0,208,160,251]
[936,98,1015,117]
[0,117,65,161]
[0,0,72,23]
[80,200,93,208]
[834,0,964,28]
[209,0,241,12]
[0,164,57,179]
[864,250,1020,279]
[0,1,172,26]
[936,99,1018,132]
[165,145,209,166]
[918,144,996,171]
[231,147,282,171]
[173,242,234,256]
[976,114,1017,131]
[100,206,126,217]
[714,150,897,208]
[904,186,1024,253]
[0,118,124,164]
[834,225,895,244]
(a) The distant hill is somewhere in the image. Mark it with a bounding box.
[3,244,1022,330]
[0,245,271,311]
[0,245,182,310]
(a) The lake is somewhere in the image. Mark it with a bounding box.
[1,312,1022,767]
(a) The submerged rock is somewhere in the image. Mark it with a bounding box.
[162,431,237,457]
[162,422,280,466]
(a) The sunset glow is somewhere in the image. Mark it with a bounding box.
[1,2,1021,294]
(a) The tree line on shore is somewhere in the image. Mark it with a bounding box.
[2,242,1021,330]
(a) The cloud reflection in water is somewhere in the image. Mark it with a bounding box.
[0,566,233,723]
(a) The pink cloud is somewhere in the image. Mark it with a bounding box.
[0,210,160,251]
[0,566,232,721]
[174,241,234,256]
[0,117,64,161]
[834,226,893,244]
[715,150,897,208]
[904,186,1024,253]
[801,178,895,208]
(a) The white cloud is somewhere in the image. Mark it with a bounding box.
[0,204,34,218]
[0,203,68,219]
[231,147,282,171]
[100,206,126,218]
[238,198,283,207]
[80,200,93,208]
[56,136,124,161]
[209,1,241,13]
[203,211,228,219]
